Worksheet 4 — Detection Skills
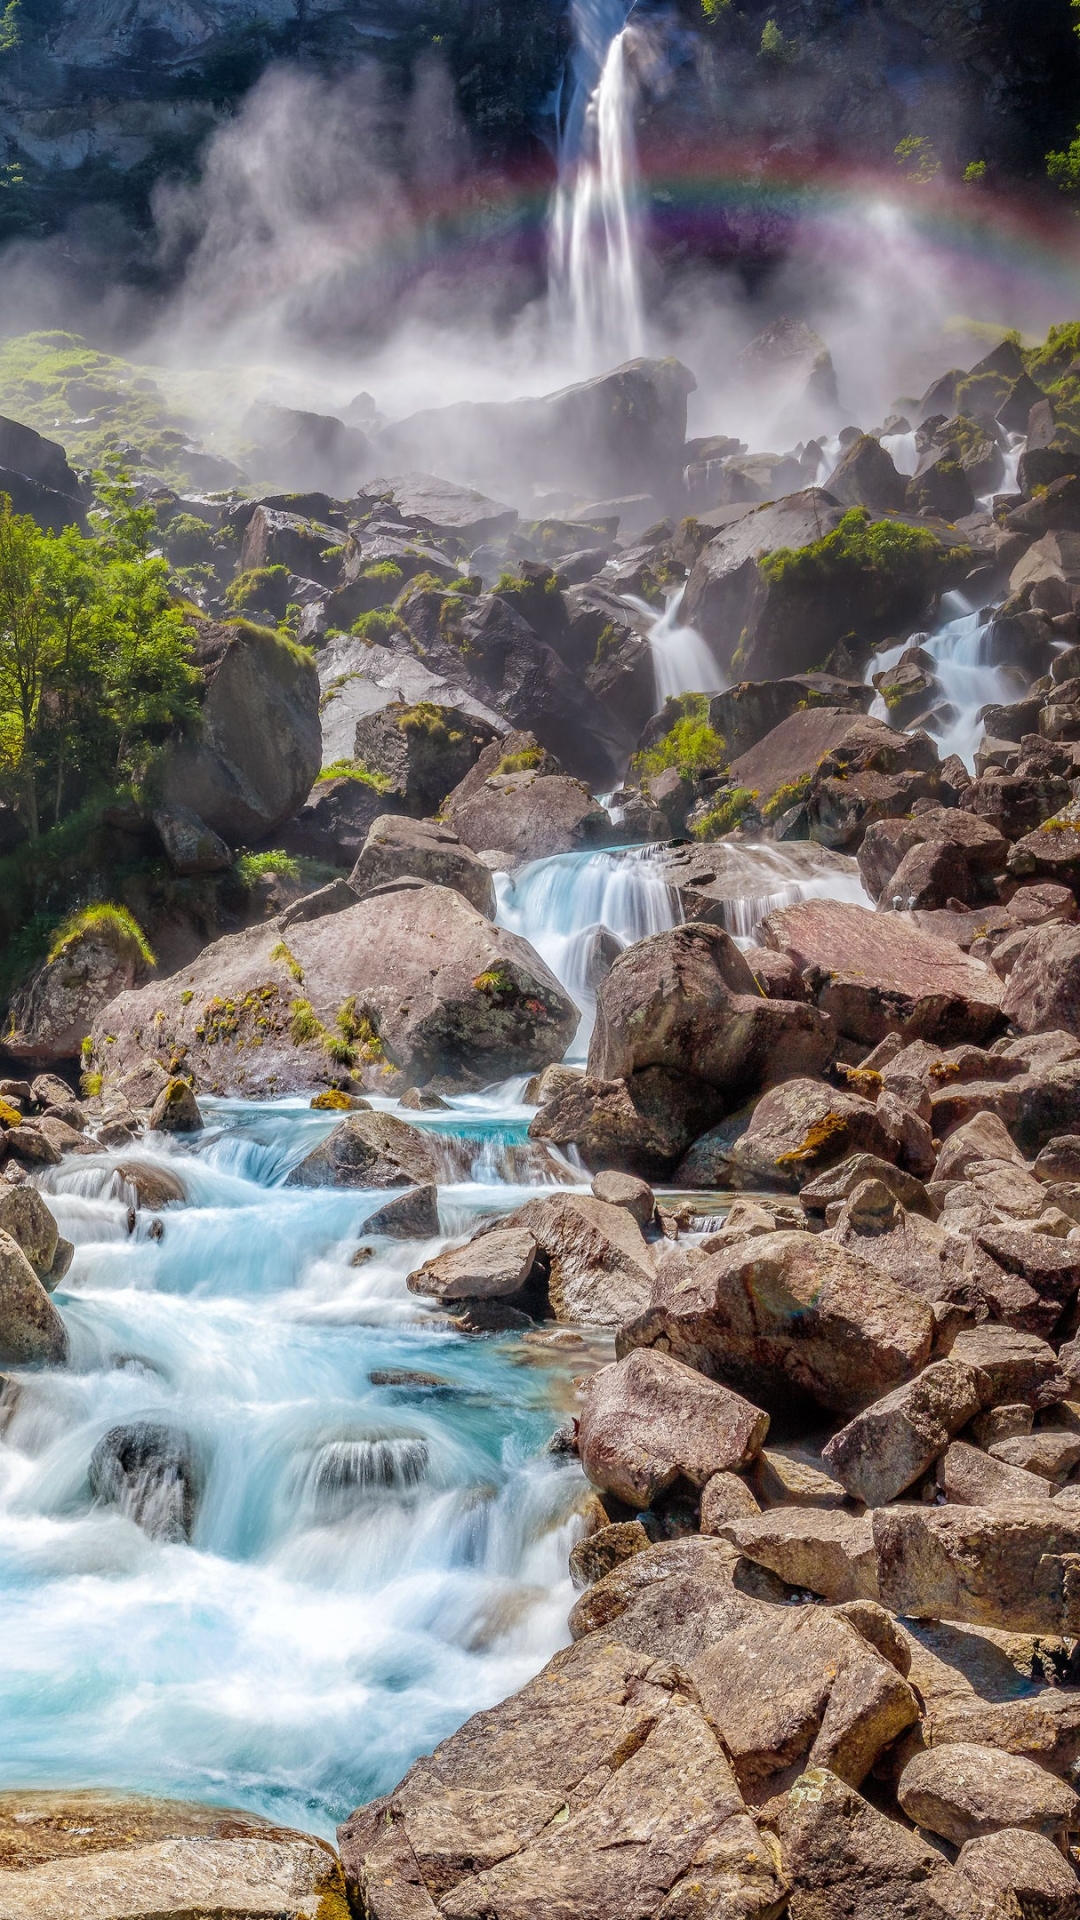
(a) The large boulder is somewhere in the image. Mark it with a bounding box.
[407,1227,538,1304]
[804,718,944,850]
[279,773,391,867]
[873,1502,1080,1633]
[287,1111,439,1188]
[897,1743,1080,1846]
[578,1350,769,1507]
[588,922,834,1099]
[761,898,1003,1046]
[351,702,498,816]
[821,1360,988,1506]
[88,1420,201,1542]
[620,1230,934,1421]
[5,910,150,1065]
[506,1192,656,1327]
[685,1077,896,1191]
[349,816,496,916]
[443,768,610,863]
[1002,924,1080,1036]
[0,1229,68,1366]
[726,706,880,815]
[823,434,907,513]
[705,673,874,765]
[529,1068,726,1183]
[779,1767,964,1920]
[88,886,578,1097]
[154,620,321,843]
[0,414,84,499]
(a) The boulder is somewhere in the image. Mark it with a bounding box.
[860,808,1009,907]
[362,1185,439,1238]
[280,773,391,867]
[955,1829,1080,1918]
[699,1077,896,1191]
[239,503,345,583]
[0,1230,68,1366]
[443,769,610,864]
[569,1521,651,1589]
[761,898,1003,1046]
[5,912,149,1065]
[148,1078,203,1134]
[359,472,517,545]
[699,1472,762,1529]
[506,1192,655,1328]
[89,887,578,1097]
[0,1186,59,1279]
[718,1509,878,1603]
[287,1111,439,1189]
[898,1742,1080,1845]
[948,1324,1068,1409]
[1003,924,1080,1037]
[620,1230,933,1421]
[821,1361,987,1506]
[873,1502,1080,1633]
[705,674,873,765]
[578,1350,769,1508]
[779,1767,962,1920]
[529,1069,724,1183]
[152,805,232,876]
[727,706,882,814]
[937,1439,1050,1507]
[349,816,495,916]
[805,719,945,851]
[154,620,320,843]
[88,1420,201,1542]
[824,435,908,513]
[589,1170,655,1228]
[407,1227,538,1303]
[0,1792,346,1920]
[351,702,498,817]
[588,921,834,1097]
[0,414,84,499]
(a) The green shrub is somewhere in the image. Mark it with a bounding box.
[691,788,758,840]
[236,849,300,883]
[315,759,392,791]
[350,609,403,644]
[631,694,726,782]
[495,745,544,775]
[49,901,155,967]
[759,508,953,598]
[761,773,813,822]
[224,565,291,616]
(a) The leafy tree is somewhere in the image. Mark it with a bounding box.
[0,469,199,838]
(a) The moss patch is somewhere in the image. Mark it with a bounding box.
[48,903,155,969]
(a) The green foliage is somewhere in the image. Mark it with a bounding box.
[0,472,199,839]
[225,565,290,618]
[288,998,322,1045]
[359,560,404,586]
[397,701,464,745]
[691,787,758,840]
[316,758,392,791]
[269,938,303,982]
[759,508,948,598]
[759,19,797,61]
[495,745,544,775]
[963,160,987,183]
[895,135,941,183]
[761,773,813,822]
[701,0,732,15]
[0,1,19,54]
[238,850,300,883]
[1048,130,1080,195]
[631,693,727,782]
[350,609,403,645]
[48,901,154,967]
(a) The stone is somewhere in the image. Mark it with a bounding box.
[148,1078,203,1134]
[749,1445,848,1509]
[728,706,885,813]
[289,1112,439,1190]
[955,1829,1080,1918]
[155,619,321,842]
[444,769,610,863]
[620,1230,933,1420]
[898,1742,1080,1845]
[88,1420,201,1543]
[761,899,1003,1047]
[90,887,578,1098]
[938,1440,1051,1507]
[971,1403,1033,1447]
[589,1170,655,1228]
[800,1153,937,1219]
[947,1325,1068,1409]
[822,1360,988,1506]
[151,804,232,876]
[779,1767,961,1920]
[699,1471,761,1529]
[0,1791,348,1920]
[407,1227,538,1303]
[1003,924,1080,1037]
[719,1509,878,1603]
[588,921,833,1097]
[568,1520,651,1588]
[0,1186,58,1279]
[351,702,499,818]
[3,1126,61,1169]
[5,913,149,1066]
[507,1192,655,1328]
[0,1230,68,1366]
[114,1163,186,1211]
[1036,1137,1080,1184]
[280,773,391,867]
[531,1070,723,1183]
[363,1185,440,1239]
[349,816,496,917]
[873,1503,1080,1633]
[714,1078,897,1191]
[989,1431,1080,1481]
[935,1111,1027,1182]
[824,433,908,512]
[578,1349,769,1508]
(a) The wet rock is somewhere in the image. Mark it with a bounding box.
[351,702,498,818]
[761,898,1003,1047]
[349,817,496,917]
[0,1186,58,1280]
[873,1502,1080,1633]
[937,1440,1051,1507]
[148,1078,203,1134]
[115,1163,186,1211]
[407,1227,538,1303]
[578,1349,769,1508]
[88,1421,201,1542]
[568,1520,651,1589]
[805,719,945,852]
[589,1170,655,1228]
[151,804,232,876]
[620,1230,933,1421]
[588,921,833,1097]
[821,1359,988,1506]
[0,1230,68,1367]
[444,768,610,864]
[91,887,578,1098]
[779,1766,957,1920]
[363,1185,439,1239]
[898,1742,1080,1845]
[289,1112,439,1189]
[705,1077,897,1191]
[705,674,872,765]
[954,1828,1080,1917]
[5,913,148,1066]
[508,1192,655,1328]
[824,434,907,512]
[155,619,321,843]
[719,1509,878,1604]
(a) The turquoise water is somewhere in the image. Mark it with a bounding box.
[0,1094,594,1836]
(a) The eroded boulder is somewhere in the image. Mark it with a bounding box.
[578,1349,769,1508]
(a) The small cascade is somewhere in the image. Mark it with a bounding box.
[694,842,871,943]
[549,1,645,371]
[629,585,727,704]
[867,594,1009,770]
[880,429,918,477]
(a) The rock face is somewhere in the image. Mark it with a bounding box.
[578,1350,770,1507]
[349,817,496,917]
[154,620,321,843]
[88,886,578,1096]
[0,1790,348,1920]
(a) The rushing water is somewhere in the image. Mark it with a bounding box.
[549,3,645,372]
[0,1100,596,1837]
[630,585,726,705]
[867,592,1009,769]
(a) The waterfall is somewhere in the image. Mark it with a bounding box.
[867,594,1009,770]
[549,1,646,373]
[628,585,727,704]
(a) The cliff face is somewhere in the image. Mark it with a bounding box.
[0,0,1075,258]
